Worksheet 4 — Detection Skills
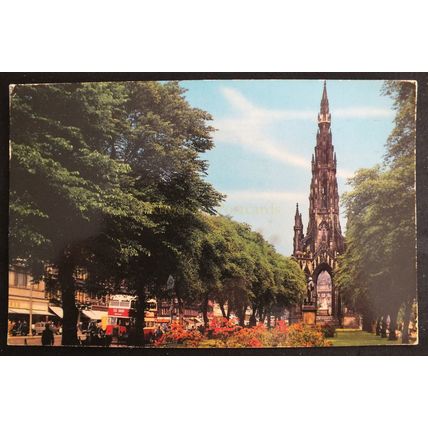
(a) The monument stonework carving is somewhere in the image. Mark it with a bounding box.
[292,82,345,324]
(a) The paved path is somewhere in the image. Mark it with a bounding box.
[6,334,128,348]
[7,334,90,346]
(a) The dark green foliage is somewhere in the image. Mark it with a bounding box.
[10,80,307,346]
[320,323,336,338]
[10,83,156,344]
[195,215,306,326]
[336,81,416,343]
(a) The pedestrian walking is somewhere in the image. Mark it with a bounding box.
[41,323,55,346]
[21,320,29,336]
[12,320,20,336]
[155,325,162,339]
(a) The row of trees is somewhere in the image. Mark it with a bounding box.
[193,215,306,327]
[9,81,305,346]
[336,81,417,343]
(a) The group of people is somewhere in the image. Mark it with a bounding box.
[8,319,61,346]
[9,318,205,346]
[152,324,170,341]
[9,320,29,336]
[80,321,111,347]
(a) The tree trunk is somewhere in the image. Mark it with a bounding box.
[59,253,78,346]
[238,305,247,327]
[361,308,373,333]
[260,307,266,323]
[267,308,272,329]
[375,317,382,336]
[249,305,257,327]
[401,300,412,344]
[202,295,209,328]
[178,298,184,325]
[226,305,231,320]
[134,288,146,347]
[388,308,399,341]
[380,314,388,338]
[362,315,372,333]
[219,302,227,319]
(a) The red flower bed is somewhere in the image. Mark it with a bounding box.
[154,323,202,347]
[225,323,266,348]
[206,317,241,339]
[154,318,331,348]
[286,323,332,347]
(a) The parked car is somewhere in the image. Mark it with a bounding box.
[34,322,58,335]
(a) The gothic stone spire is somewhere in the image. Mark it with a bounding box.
[318,80,331,125]
[293,203,304,254]
[292,81,344,258]
[290,81,345,322]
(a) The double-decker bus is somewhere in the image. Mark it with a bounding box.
[105,294,135,341]
[105,294,157,343]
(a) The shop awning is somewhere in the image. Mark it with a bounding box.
[82,309,108,320]
[91,310,108,320]
[9,308,54,316]
[184,317,203,322]
[49,306,63,318]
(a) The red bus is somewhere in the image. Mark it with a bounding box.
[105,294,157,343]
[105,294,135,342]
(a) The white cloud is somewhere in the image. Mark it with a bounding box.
[215,117,310,169]
[221,87,315,121]
[219,189,307,255]
[220,87,393,121]
[225,190,307,202]
[211,87,372,254]
[215,87,356,179]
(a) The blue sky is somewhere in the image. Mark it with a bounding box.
[181,80,396,256]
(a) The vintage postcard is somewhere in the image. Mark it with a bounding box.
[5,77,418,350]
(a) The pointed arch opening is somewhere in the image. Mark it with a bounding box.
[314,263,334,316]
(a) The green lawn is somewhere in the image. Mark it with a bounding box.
[330,329,404,347]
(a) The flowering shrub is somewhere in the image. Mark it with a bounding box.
[206,317,241,340]
[225,323,266,348]
[320,323,336,338]
[286,323,332,347]
[154,323,202,347]
[264,320,289,347]
[154,318,331,348]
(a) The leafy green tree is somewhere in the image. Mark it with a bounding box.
[195,215,306,327]
[337,81,416,343]
[10,83,155,345]
[270,253,306,323]
[9,80,311,347]
[103,81,224,343]
[191,215,252,326]
[10,81,224,346]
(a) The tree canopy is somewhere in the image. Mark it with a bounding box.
[336,81,416,342]
[193,215,306,327]
[10,81,305,345]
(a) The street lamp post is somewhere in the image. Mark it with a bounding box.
[29,281,33,336]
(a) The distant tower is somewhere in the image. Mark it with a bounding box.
[292,81,345,323]
[293,203,304,255]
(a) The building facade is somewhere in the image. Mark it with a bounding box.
[292,82,345,323]
[8,266,53,326]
